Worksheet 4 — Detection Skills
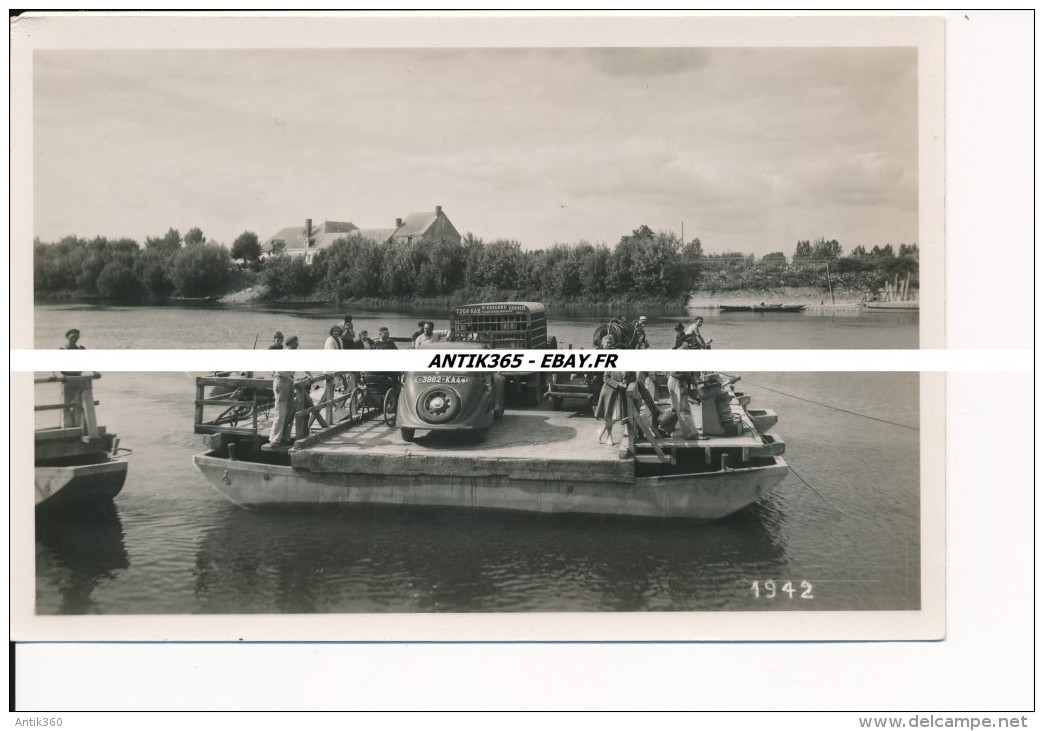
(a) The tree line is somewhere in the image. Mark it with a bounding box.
[262,224,690,303]
[33,227,244,300]
[33,226,919,304]
[695,238,919,293]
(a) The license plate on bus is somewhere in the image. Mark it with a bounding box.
[415,375,471,384]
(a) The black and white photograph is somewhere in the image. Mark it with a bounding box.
[28,366,928,620]
[9,10,1033,717]
[21,19,937,351]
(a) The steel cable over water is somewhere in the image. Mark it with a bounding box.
[725,374,919,517]
[730,375,919,431]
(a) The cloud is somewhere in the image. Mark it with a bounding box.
[31,46,920,254]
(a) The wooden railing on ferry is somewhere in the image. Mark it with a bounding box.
[291,373,354,443]
[620,379,669,463]
[194,372,361,444]
[34,372,103,439]
[194,374,273,436]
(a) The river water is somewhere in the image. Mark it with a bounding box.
[32,303,921,616]
[32,302,919,350]
[33,367,921,616]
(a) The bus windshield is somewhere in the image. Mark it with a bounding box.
[449,302,547,349]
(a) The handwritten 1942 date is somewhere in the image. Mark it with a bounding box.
[750,580,814,599]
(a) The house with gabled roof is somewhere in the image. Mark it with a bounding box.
[390,206,461,246]
[261,206,461,263]
[261,220,358,262]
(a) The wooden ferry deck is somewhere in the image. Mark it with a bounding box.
[292,397,775,479]
[194,374,788,520]
[294,408,634,482]
[197,377,775,475]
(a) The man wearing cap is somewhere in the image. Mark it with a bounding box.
[58,328,86,425]
[264,335,300,449]
[59,328,85,373]
[634,315,650,349]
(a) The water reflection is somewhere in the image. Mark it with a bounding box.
[36,504,129,614]
[192,502,788,613]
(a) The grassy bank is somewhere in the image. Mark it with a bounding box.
[687,285,884,310]
[43,284,899,314]
[217,284,690,312]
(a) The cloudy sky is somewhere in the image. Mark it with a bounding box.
[32,45,918,256]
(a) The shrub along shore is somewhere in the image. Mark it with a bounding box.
[34,225,918,311]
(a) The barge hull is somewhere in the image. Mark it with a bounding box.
[194,452,787,521]
[35,461,128,509]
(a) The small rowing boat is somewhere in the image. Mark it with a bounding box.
[863,301,919,310]
[719,304,807,313]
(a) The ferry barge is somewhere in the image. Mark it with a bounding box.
[35,373,128,511]
[192,370,788,522]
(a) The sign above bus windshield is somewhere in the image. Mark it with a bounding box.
[453,303,533,315]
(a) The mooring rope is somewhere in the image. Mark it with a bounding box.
[740,379,919,431]
[785,461,851,517]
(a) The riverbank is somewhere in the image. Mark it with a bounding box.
[43,283,901,313]
[216,285,693,311]
[217,285,266,304]
[687,286,879,311]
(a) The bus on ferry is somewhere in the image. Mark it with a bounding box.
[449,301,557,405]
